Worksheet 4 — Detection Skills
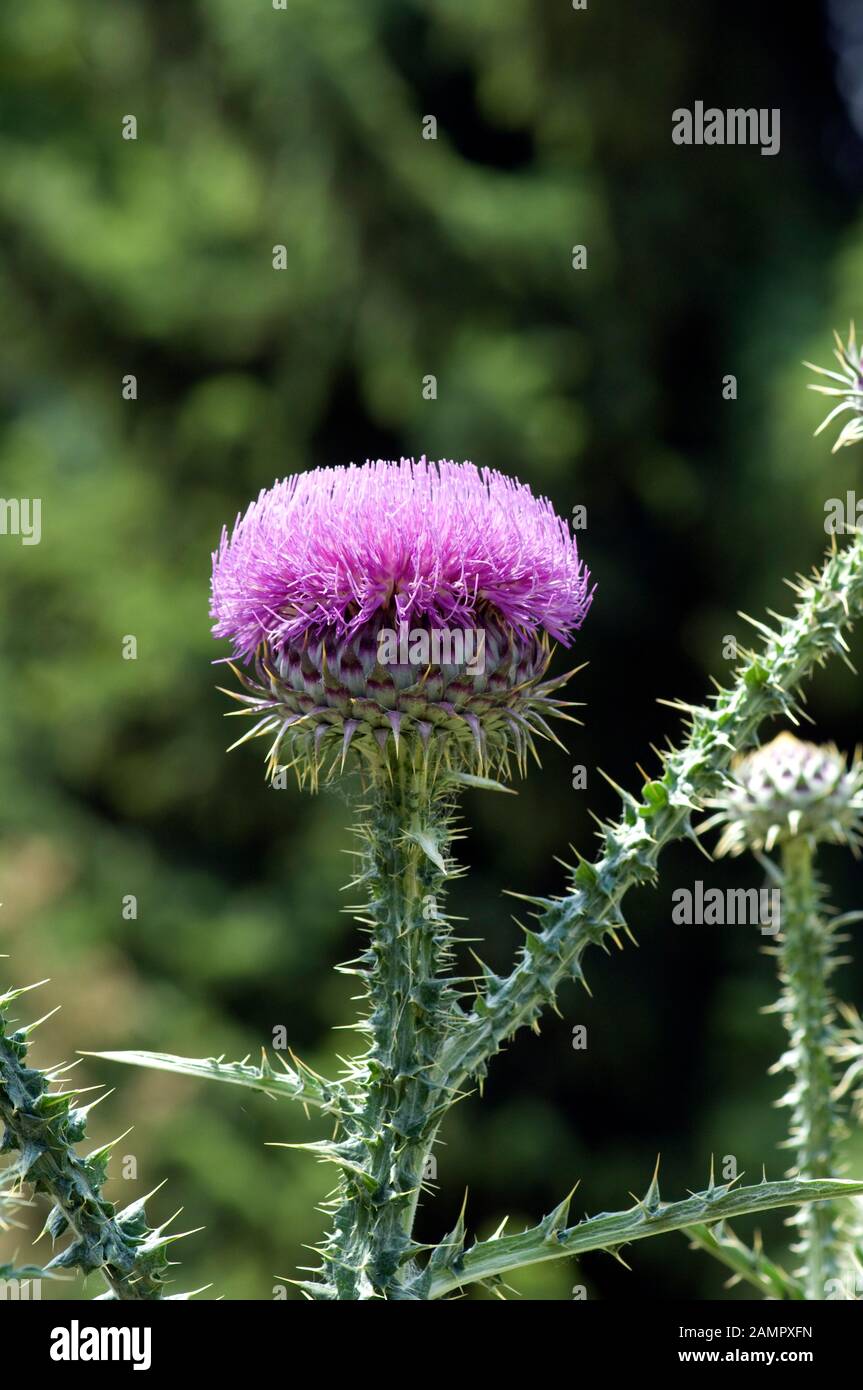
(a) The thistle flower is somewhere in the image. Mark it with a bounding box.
[702,732,863,857]
[211,459,593,783]
[805,325,863,452]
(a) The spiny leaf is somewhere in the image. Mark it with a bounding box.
[443,771,517,795]
[412,1176,863,1299]
[685,1221,805,1299]
[84,1048,339,1110]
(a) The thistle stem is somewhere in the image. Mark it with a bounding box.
[319,751,461,1299]
[437,531,863,1099]
[0,991,168,1299]
[776,838,843,1299]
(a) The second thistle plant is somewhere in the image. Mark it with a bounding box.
[705,733,863,1298]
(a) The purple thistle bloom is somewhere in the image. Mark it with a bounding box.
[211,460,593,784]
[211,459,593,662]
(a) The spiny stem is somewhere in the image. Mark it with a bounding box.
[315,750,463,1299]
[435,532,863,1099]
[776,839,844,1298]
[0,986,173,1299]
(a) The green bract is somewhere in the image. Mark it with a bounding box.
[222,614,579,788]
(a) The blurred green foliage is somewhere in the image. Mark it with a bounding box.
[1,0,863,1299]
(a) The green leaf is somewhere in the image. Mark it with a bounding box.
[685,1221,804,1299]
[0,1262,59,1282]
[83,1049,338,1110]
[405,830,448,874]
[413,1176,863,1299]
[640,780,668,812]
[443,771,516,795]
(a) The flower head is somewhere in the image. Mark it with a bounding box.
[211,459,591,659]
[703,732,863,856]
[805,325,863,453]
[211,460,593,785]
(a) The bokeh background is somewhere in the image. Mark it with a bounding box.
[2,0,863,1300]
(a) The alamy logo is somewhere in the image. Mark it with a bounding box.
[672,880,780,935]
[824,491,863,534]
[49,1321,152,1372]
[0,1277,41,1300]
[672,102,780,157]
[0,497,41,545]
[377,621,486,675]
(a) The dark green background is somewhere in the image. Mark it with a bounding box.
[1,0,862,1299]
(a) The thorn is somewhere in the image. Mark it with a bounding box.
[18,1006,62,1036]
[543,1182,580,1241]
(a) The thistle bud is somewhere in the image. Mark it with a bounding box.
[705,731,863,856]
[806,324,863,452]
